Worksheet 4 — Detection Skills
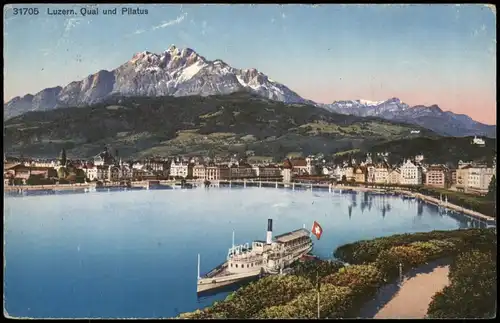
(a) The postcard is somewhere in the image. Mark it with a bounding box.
[3,3,496,319]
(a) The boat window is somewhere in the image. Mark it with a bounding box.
[251,263,254,267]
[247,264,249,268]
[235,264,238,268]
[230,263,233,267]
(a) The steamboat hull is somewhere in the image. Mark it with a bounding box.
[197,267,262,294]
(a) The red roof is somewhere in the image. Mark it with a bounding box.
[283,158,307,168]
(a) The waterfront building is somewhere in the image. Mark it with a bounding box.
[332,165,342,181]
[467,166,494,195]
[206,165,230,181]
[388,168,401,185]
[193,164,206,180]
[170,160,193,178]
[456,165,471,192]
[282,158,308,176]
[354,166,367,183]
[340,165,355,182]
[425,165,451,188]
[451,169,457,186]
[85,166,108,181]
[281,167,292,183]
[107,166,121,182]
[143,159,167,173]
[257,165,281,179]
[229,162,256,179]
[366,164,375,183]
[374,163,390,184]
[4,164,58,184]
[400,159,422,185]
[321,166,332,177]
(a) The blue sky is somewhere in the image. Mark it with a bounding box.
[3,4,496,124]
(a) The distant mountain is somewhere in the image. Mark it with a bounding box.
[4,45,313,120]
[3,93,437,159]
[4,45,494,139]
[319,98,496,138]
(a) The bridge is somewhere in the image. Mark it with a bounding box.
[202,179,360,193]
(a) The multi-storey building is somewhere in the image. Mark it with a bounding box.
[467,166,495,194]
[170,161,193,178]
[257,165,281,179]
[206,165,230,181]
[229,163,256,179]
[400,159,423,185]
[366,164,375,183]
[425,165,451,188]
[374,163,390,184]
[388,168,401,185]
[354,166,367,183]
[193,164,206,179]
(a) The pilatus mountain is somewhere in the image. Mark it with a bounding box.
[4,45,495,138]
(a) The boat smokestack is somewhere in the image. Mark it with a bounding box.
[266,219,273,244]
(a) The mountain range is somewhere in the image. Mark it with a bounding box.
[319,99,496,138]
[4,45,496,138]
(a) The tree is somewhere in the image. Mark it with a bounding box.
[57,167,68,179]
[341,175,347,183]
[59,148,67,166]
[486,175,496,200]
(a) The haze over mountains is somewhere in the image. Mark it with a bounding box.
[4,45,495,138]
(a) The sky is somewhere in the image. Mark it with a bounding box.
[3,4,497,124]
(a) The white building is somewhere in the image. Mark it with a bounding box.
[366,164,375,183]
[340,165,354,182]
[84,166,108,181]
[400,159,423,185]
[170,161,193,178]
[374,164,390,184]
[467,166,495,194]
[472,136,486,146]
[305,157,316,176]
[388,168,401,185]
[322,166,332,177]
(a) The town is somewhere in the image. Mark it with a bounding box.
[3,144,496,197]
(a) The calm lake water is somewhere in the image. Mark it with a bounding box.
[3,187,487,318]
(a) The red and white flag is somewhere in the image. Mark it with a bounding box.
[311,221,323,240]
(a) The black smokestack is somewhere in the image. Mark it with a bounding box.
[267,219,273,232]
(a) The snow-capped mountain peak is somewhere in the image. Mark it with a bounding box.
[5,45,311,119]
[357,99,386,106]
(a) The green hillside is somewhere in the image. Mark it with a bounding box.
[3,92,438,159]
[333,136,496,166]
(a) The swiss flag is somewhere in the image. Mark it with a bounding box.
[311,221,323,240]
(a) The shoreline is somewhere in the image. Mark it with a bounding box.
[4,181,495,223]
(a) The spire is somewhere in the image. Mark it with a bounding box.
[59,148,67,166]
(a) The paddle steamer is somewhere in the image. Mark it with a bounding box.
[197,219,313,294]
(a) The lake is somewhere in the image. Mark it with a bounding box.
[3,187,487,318]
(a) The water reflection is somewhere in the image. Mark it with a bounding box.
[417,200,424,217]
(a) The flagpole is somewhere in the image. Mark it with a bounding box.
[317,269,320,319]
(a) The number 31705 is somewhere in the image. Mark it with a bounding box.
[13,8,40,15]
